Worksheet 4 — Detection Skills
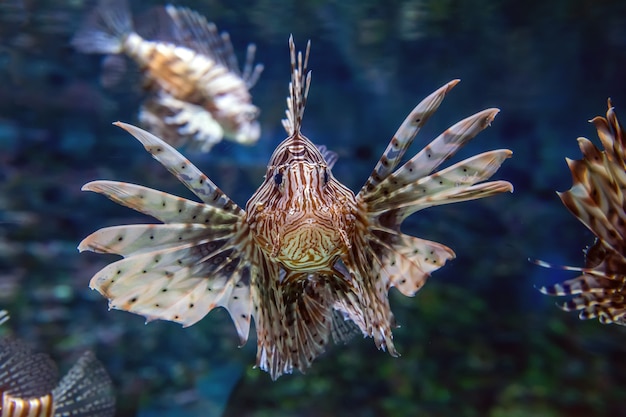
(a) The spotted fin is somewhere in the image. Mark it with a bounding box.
[361,108,513,219]
[84,226,253,341]
[52,351,115,417]
[81,181,240,225]
[113,122,241,214]
[375,233,456,296]
[81,122,253,343]
[361,79,460,193]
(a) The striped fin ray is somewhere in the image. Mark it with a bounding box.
[281,35,311,136]
[539,272,626,325]
[86,229,253,341]
[536,100,626,325]
[341,237,399,356]
[379,108,501,185]
[559,148,626,256]
[361,79,460,193]
[0,337,58,398]
[113,122,242,214]
[52,351,115,417]
[81,181,241,225]
[592,99,626,168]
[365,150,513,217]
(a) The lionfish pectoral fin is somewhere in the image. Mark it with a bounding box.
[87,236,253,342]
[380,234,456,297]
[51,351,115,417]
[362,79,460,192]
[365,149,513,216]
[80,181,241,225]
[113,122,241,212]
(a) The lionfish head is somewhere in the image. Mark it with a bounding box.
[245,37,355,272]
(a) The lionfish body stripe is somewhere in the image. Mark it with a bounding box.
[72,0,263,151]
[80,36,512,379]
[537,100,626,325]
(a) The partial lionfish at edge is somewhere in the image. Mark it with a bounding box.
[79,37,513,379]
[536,99,626,325]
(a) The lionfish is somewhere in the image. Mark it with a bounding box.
[72,0,263,152]
[79,37,513,379]
[537,100,626,324]
[0,317,115,416]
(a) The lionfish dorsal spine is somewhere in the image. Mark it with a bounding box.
[282,35,311,136]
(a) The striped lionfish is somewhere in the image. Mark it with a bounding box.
[72,0,263,152]
[79,37,513,380]
[0,316,115,416]
[537,100,626,324]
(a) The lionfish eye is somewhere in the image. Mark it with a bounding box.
[274,172,283,185]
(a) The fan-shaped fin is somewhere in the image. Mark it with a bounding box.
[0,337,58,398]
[52,351,115,417]
[375,233,456,296]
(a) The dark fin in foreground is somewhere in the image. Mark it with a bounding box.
[0,336,59,398]
[52,351,116,417]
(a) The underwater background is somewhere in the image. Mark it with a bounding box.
[1,0,626,416]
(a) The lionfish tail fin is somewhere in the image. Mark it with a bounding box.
[282,35,311,136]
[52,351,115,417]
[72,0,133,54]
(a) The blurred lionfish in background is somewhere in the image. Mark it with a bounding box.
[537,101,626,324]
[72,0,263,152]
[0,312,115,417]
[79,36,512,380]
